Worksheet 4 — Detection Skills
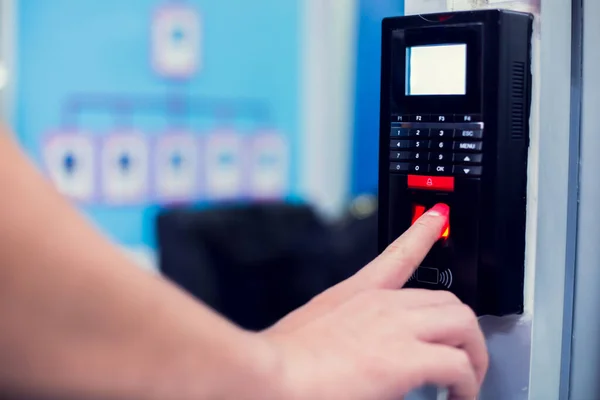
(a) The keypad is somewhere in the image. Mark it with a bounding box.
[389,114,484,178]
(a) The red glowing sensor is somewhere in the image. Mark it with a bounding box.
[411,204,426,225]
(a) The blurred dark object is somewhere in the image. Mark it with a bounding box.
[156,199,378,331]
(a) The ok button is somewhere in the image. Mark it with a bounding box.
[432,165,449,175]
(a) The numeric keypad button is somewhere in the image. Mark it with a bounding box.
[391,140,409,149]
[390,151,409,160]
[391,128,410,137]
[411,140,430,150]
[408,128,430,138]
[432,152,451,163]
[412,152,428,161]
[410,164,429,174]
[432,140,451,151]
[431,128,453,139]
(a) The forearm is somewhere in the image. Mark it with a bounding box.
[0,131,280,399]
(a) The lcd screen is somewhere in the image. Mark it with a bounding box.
[406,44,467,96]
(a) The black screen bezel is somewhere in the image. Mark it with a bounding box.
[390,23,484,115]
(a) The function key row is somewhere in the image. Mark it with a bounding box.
[390,151,482,164]
[392,114,482,123]
[391,128,483,140]
[390,162,482,177]
[391,140,483,152]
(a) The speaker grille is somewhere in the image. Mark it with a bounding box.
[512,62,526,99]
[510,61,526,139]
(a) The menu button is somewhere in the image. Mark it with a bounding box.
[454,141,483,152]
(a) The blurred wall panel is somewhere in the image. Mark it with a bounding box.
[350,0,404,197]
[0,0,15,125]
[299,0,358,218]
[14,0,302,252]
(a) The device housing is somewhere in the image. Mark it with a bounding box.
[378,10,533,316]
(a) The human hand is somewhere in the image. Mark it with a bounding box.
[260,203,488,400]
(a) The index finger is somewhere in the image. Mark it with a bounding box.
[353,203,450,290]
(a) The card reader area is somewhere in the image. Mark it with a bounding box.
[387,173,482,309]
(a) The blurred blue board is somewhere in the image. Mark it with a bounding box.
[15,0,301,247]
[351,0,405,196]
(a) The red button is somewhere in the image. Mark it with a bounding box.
[407,175,455,192]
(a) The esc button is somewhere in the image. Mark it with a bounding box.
[455,129,483,139]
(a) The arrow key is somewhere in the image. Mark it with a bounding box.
[453,165,483,177]
[453,153,483,164]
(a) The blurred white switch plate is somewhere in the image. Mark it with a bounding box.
[204,131,244,200]
[151,3,201,79]
[101,131,150,205]
[405,0,448,15]
[43,132,96,202]
[249,132,289,200]
[154,132,199,203]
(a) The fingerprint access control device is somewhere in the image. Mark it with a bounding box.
[378,10,533,316]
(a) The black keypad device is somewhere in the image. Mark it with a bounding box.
[389,115,484,177]
[380,10,533,318]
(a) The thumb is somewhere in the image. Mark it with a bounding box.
[353,203,450,290]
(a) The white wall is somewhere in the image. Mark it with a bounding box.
[0,0,16,126]
[299,0,358,219]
